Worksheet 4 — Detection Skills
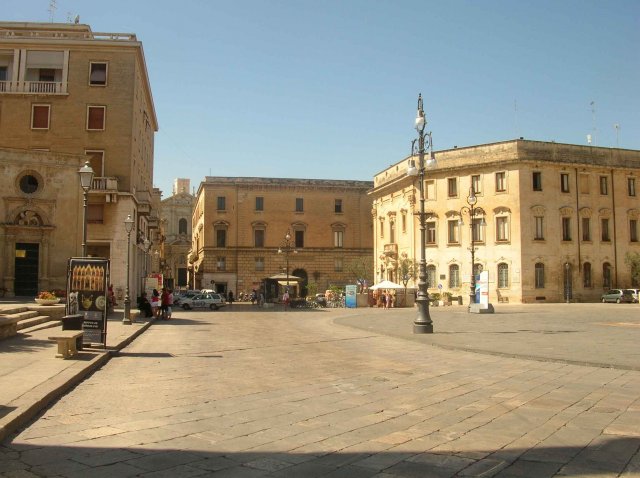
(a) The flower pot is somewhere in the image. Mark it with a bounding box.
[35,298,60,305]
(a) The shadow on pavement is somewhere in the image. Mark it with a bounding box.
[1,437,638,476]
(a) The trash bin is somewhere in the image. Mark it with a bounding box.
[61,314,84,350]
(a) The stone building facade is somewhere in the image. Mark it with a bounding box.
[159,179,195,289]
[190,177,374,298]
[0,22,158,299]
[370,139,640,304]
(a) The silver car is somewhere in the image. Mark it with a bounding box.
[180,293,226,310]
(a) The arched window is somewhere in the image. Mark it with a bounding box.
[498,263,509,288]
[603,262,612,288]
[449,264,460,288]
[583,262,592,287]
[178,218,187,235]
[426,265,436,289]
[534,263,544,289]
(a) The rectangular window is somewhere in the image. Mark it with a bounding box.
[379,219,384,238]
[295,198,304,212]
[472,218,484,242]
[628,178,636,197]
[579,174,590,194]
[447,220,459,244]
[216,229,226,247]
[601,218,610,242]
[85,150,104,177]
[295,230,304,248]
[254,229,265,247]
[560,173,570,193]
[447,178,457,198]
[630,220,638,243]
[89,62,107,86]
[599,176,608,195]
[425,180,436,200]
[582,217,591,241]
[495,172,506,192]
[532,172,542,191]
[217,196,226,211]
[31,104,50,129]
[496,216,509,241]
[255,257,264,271]
[535,264,545,289]
[87,105,105,131]
[426,222,436,244]
[534,216,544,240]
[389,220,395,243]
[471,175,481,194]
[334,199,342,213]
[334,257,343,272]
[255,196,264,211]
[401,213,407,233]
[217,257,226,271]
[334,230,344,248]
[562,217,572,241]
[86,204,104,224]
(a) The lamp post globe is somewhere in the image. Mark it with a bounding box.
[77,161,94,257]
[123,214,135,325]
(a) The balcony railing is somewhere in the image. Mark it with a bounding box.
[0,81,66,95]
[384,243,398,257]
[91,177,119,192]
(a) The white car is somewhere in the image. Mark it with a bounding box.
[180,293,226,310]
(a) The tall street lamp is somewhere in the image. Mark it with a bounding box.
[278,229,298,296]
[123,214,134,325]
[407,93,436,334]
[78,161,94,257]
[458,188,486,309]
[141,238,151,296]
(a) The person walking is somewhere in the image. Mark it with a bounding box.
[151,289,160,318]
[282,289,290,310]
[160,288,169,320]
[167,289,174,319]
[228,290,234,305]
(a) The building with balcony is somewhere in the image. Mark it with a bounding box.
[0,21,158,299]
[190,177,374,299]
[370,139,640,303]
[158,179,195,290]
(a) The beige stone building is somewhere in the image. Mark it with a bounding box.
[0,22,158,299]
[159,179,195,289]
[370,139,640,304]
[190,177,374,298]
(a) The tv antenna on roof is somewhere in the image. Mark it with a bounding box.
[48,0,57,22]
[590,100,597,146]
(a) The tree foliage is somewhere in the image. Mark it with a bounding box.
[624,252,640,285]
[398,255,417,287]
[346,257,373,292]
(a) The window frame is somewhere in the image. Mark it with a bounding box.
[426,221,436,244]
[631,219,638,243]
[447,177,458,198]
[447,219,460,245]
[295,197,304,212]
[86,105,106,131]
[495,216,509,242]
[583,262,592,288]
[495,171,506,193]
[216,196,226,211]
[31,104,50,130]
[334,199,343,214]
[254,228,265,248]
[534,263,545,289]
[89,61,108,86]
[471,175,482,195]
[534,216,544,241]
[582,217,591,242]
[599,176,609,196]
[497,263,509,288]
[295,230,304,248]
[255,257,265,271]
[601,218,610,242]
[255,196,264,211]
[628,178,636,197]
[562,217,572,241]
[560,173,570,193]
[449,264,460,288]
[334,230,344,248]
[216,228,226,248]
[532,171,542,191]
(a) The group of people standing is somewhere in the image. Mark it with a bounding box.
[373,289,395,308]
[139,287,173,319]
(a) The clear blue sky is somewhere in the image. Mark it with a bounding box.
[6,0,640,197]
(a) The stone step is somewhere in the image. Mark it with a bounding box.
[6,310,39,322]
[0,307,29,316]
[17,315,56,331]
[19,319,61,334]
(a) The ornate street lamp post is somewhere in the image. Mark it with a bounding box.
[458,188,486,309]
[407,94,436,334]
[77,161,94,257]
[278,229,297,297]
[141,238,151,296]
[123,214,134,325]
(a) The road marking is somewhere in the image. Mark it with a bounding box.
[598,322,640,328]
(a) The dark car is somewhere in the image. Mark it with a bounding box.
[601,289,634,303]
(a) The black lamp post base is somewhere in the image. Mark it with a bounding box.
[413,322,433,334]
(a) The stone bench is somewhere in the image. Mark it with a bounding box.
[48,330,84,359]
[0,316,22,340]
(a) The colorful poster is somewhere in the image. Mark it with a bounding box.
[345,285,357,308]
[67,258,110,346]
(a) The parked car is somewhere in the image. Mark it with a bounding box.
[180,293,226,310]
[600,289,634,303]
[626,288,640,303]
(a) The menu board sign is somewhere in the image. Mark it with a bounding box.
[67,258,110,346]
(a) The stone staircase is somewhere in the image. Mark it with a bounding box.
[0,305,65,338]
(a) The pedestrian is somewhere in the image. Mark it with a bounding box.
[228,290,234,305]
[282,289,290,310]
[151,289,160,317]
[258,290,264,306]
[137,292,152,318]
[251,289,257,305]
[160,288,169,320]
[167,289,174,319]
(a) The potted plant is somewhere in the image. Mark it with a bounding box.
[35,291,60,305]
[443,291,453,306]
[429,292,441,306]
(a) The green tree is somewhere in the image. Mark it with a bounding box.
[624,252,640,285]
[346,257,373,292]
[398,255,417,287]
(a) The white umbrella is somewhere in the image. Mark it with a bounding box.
[369,279,404,290]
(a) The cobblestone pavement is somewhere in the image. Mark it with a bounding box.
[1,306,639,477]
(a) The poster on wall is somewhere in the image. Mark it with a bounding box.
[345,285,357,308]
[67,258,110,347]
